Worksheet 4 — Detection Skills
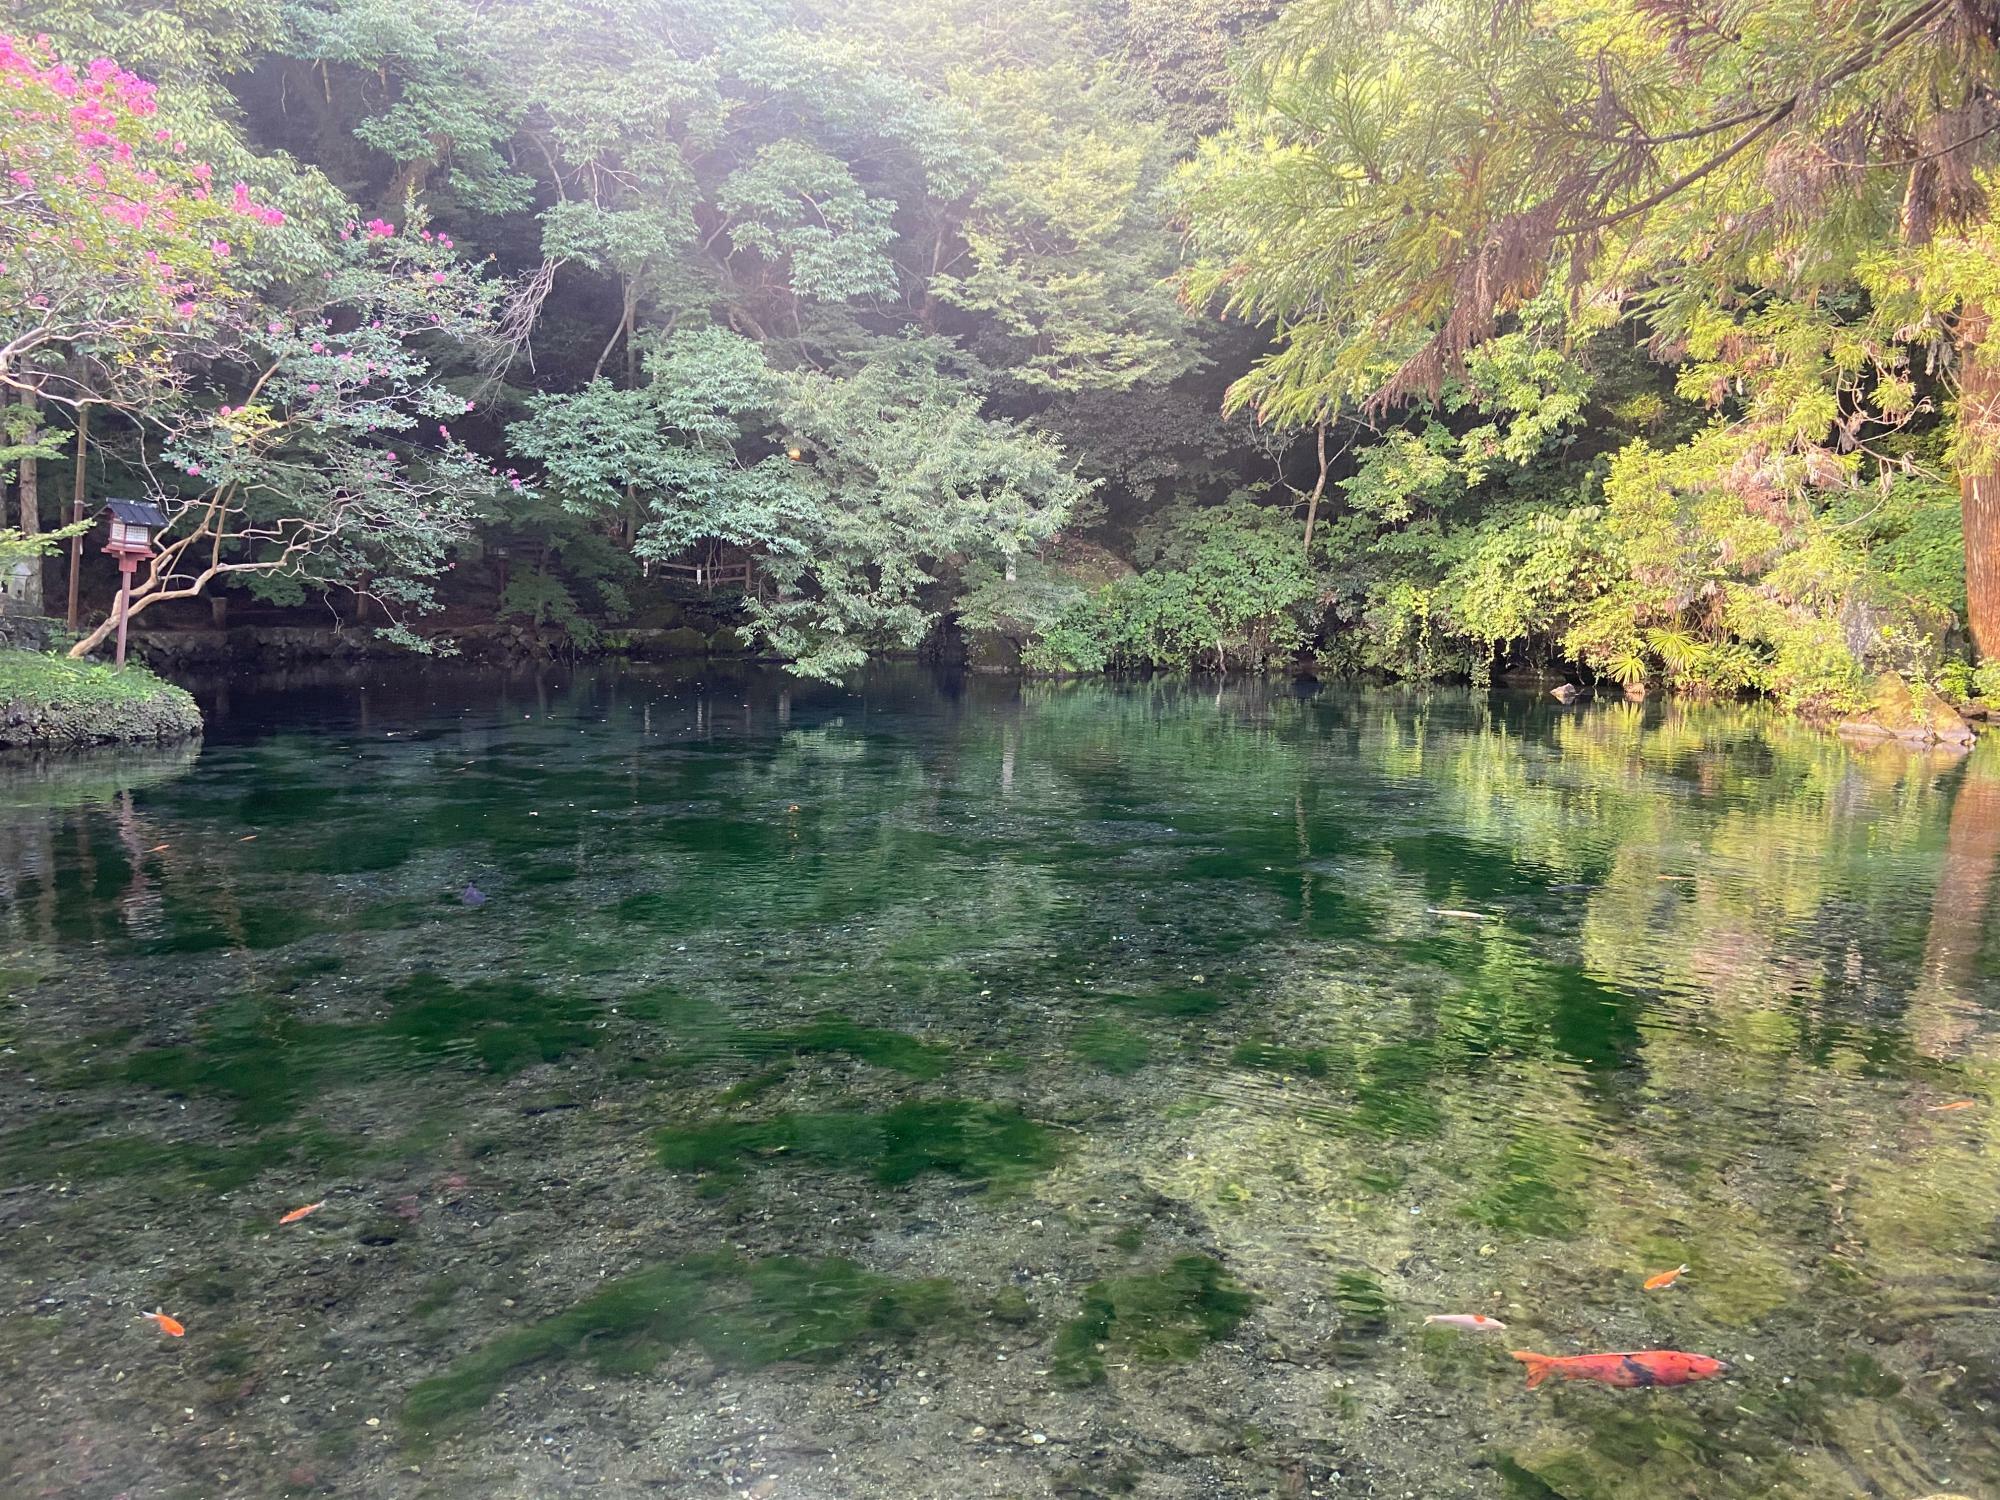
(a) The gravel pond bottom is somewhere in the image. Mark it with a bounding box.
[1,664,1997,1499]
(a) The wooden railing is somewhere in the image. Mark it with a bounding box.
[653,559,753,592]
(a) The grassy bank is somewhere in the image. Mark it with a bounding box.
[0,650,203,749]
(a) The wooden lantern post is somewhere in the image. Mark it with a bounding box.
[101,499,167,668]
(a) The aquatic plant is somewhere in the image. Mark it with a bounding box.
[656,1099,1068,1187]
[401,1254,957,1430]
[1051,1256,1254,1386]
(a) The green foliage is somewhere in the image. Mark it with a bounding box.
[1027,497,1315,672]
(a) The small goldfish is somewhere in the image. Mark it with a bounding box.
[278,1199,326,1225]
[140,1308,185,1337]
[238,834,258,842]
[147,843,170,853]
[1424,1313,1507,1331]
[1427,908,1492,921]
[1929,1100,1977,1112]
[1511,1349,1726,1389]
[1643,1263,1689,1290]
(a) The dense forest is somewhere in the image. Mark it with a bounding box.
[1,0,1997,715]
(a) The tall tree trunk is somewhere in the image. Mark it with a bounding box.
[16,388,42,611]
[1302,419,1329,557]
[66,403,88,631]
[1960,304,2000,660]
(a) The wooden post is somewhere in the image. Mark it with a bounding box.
[113,556,135,667]
[66,404,87,631]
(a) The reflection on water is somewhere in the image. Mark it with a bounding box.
[1,665,1996,1499]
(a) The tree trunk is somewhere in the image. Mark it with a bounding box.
[15,388,42,611]
[1960,303,2000,660]
[1302,419,1329,557]
[66,402,88,630]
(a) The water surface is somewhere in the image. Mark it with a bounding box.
[2,666,1997,1498]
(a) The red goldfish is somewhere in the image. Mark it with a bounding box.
[1425,1313,1507,1331]
[278,1199,326,1225]
[1643,1263,1689,1290]
[140,1309,185,1338]
[1929,1100,1977,1112]
[1511,1349,1726,1389]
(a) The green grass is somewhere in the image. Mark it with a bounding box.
[0,649,201,746]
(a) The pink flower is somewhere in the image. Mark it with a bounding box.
[436,234,452,249]
[384,451,397,462]
[174,300,196,318]
[191,162,211,181]
[431,271,446,283]
[438,424,450,438]
[306,383,320,393]
[7,169,30,186]
[186,463,202,476]
[208,239,230,257]
[363,217,394,238]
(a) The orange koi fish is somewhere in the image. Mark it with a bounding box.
[1929,1100,1977,1112]
[238,835,258,842]
[1425,1313,1507,1331]
[278,1199,326,1225]
[1643,1263,1689,1290]
[141,1309,185,1337]
[1511,1349,1726,1389]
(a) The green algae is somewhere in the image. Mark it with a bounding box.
[402,1254,958,1431]
[1051,1256,1254,1386]
[1071,1019,1151,1074]
[380,973,600,1075]
[1231,1039,1337,1078]
[656,1099,1067,1187]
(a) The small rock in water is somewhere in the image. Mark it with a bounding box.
[1549,683,1582,704]
[460,884,487,907]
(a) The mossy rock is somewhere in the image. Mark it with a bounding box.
[1837,671,1975,745]
[0,650,201,748]
[657,625,710,655]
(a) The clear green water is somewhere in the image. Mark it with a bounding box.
[2,664,1997,1499]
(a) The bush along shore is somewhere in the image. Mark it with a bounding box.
[0,650,203,749]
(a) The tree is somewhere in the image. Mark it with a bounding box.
[1183,0,2000,660]
[0,34,512,654]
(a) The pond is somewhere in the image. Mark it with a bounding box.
[1,664,1996,1499]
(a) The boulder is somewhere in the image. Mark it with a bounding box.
[1549,682,1582,704]
[1835,671,1977,746]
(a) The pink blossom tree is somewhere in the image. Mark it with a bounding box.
[0,35,512,654]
